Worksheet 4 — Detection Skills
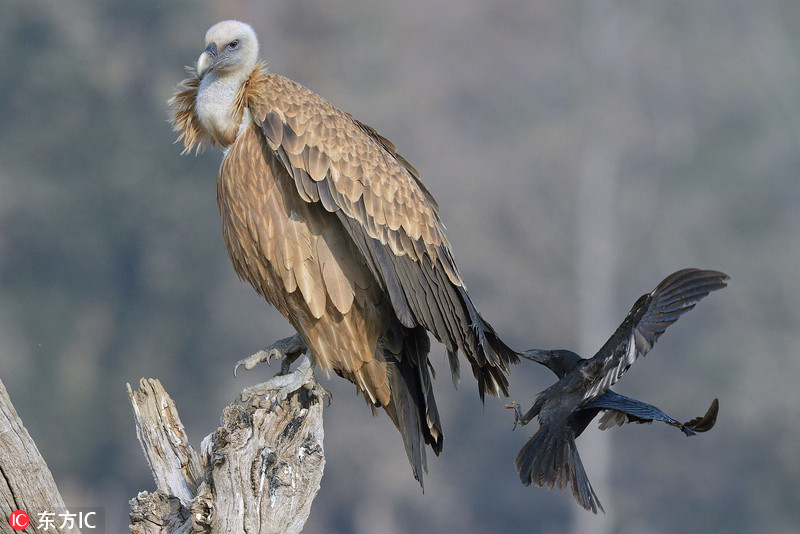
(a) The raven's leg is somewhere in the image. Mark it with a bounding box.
[504,402,524,430]
[505,398,543,430]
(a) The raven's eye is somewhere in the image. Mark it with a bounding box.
[227,40,240,50]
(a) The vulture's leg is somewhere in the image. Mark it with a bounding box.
[234,333,309,377]
[237,355,332,407]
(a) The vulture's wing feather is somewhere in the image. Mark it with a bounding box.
[583,269,729,401]
[250,72,517,397]
[218,123,359,321]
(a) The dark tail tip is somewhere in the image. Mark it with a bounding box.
[384,328,444,489]
[515,425,604,514]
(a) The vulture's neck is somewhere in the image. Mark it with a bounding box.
[196,69,253,147]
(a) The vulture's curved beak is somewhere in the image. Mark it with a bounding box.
[196,43,217,78]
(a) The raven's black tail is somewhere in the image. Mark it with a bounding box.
[515,424,604,514]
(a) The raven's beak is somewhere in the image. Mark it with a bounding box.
[196,43,217,78]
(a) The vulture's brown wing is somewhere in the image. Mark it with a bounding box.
[218,97,445,486]
[248,71,517,397]
[218,123,372,355]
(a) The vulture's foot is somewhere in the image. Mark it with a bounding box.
[237,355,332,407]
[504,401,524,430]
[233,333,308,377]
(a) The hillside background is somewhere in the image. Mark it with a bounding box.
[1,1,799,533]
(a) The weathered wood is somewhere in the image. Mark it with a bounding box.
[128,356,326,533]
[129,490,191,534]
[0,378,80,534]
[127,378,204,506]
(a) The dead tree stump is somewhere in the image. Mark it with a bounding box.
[0,378,81,534]
[128,356,326,533]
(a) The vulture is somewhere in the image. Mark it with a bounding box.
[508,268,728,513]
[170,20,518,486]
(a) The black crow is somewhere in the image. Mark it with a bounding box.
[507,268,728,513]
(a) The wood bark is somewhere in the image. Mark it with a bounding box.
[128,356,326,534]
[0,378,81,533]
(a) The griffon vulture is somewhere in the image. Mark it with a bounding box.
[170,20,519,486]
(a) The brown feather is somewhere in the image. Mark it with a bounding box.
[316,238,355,315]
[168,70,210,154]
[173,49,512,485]
[252,73,452,263]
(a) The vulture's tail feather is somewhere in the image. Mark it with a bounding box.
[382,326,443,489]
[457,287,520,401]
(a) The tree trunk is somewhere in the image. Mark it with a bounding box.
[128,356,326,534]
[0,378,82,534]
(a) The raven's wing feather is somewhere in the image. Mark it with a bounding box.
[583,390,682,426]
[583,269,728,401]
[583,391,719,437]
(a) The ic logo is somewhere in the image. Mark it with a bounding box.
[8,510,29,530]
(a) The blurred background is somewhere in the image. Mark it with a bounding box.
[1,1,799,532]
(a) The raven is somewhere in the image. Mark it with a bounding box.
[507,268,728,513]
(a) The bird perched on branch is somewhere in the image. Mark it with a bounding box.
[507,268,728,513]
[170,20,518,487]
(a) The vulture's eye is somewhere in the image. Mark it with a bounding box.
[227,40,240,50]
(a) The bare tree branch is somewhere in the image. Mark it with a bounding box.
[128,356,326,534]
[0,378,81,533]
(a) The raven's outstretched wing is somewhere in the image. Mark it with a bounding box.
[682,397,719,433]
[584,269,729,401]
[582,390,719,436]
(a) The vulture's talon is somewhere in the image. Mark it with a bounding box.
[233,334,309,378]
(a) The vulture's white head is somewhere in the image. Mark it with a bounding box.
[196,20,259,80]
[193,20,261,146]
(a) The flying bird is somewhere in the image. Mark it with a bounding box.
[170,20,519,486]
[507,268,728,513]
